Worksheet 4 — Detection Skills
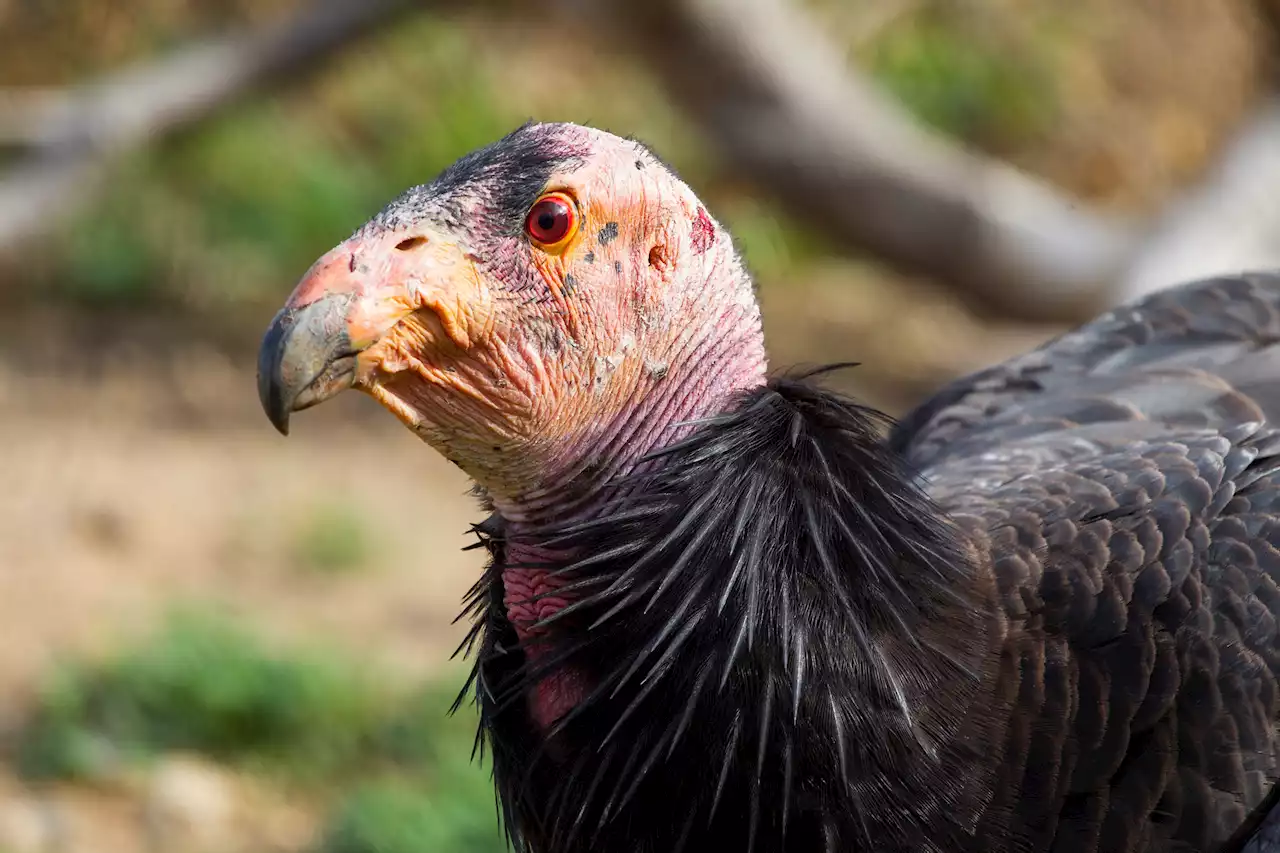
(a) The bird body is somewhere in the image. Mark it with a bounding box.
[892,277,1280,852]
[257,122,1280,852]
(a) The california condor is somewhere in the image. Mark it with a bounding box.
[258,121,1280,853]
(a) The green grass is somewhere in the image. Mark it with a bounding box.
[14,609,483,786]
[17,609,389,782]
[16,609,505,851]
[314,686,508,853]
[317,777,507,853]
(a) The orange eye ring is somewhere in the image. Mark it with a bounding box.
[525,192,579,250]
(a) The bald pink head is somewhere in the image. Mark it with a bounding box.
[258,122,768,521]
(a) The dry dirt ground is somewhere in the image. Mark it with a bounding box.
[0,325,498,852]
[0,347,487,713]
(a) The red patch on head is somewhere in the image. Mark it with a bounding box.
[690,207,715,255]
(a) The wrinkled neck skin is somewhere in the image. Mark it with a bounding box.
[495,253,767,529]
[498,312,768,546]
[495,247,767,728]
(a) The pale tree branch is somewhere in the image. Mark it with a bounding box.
[1114,0,1280,303]
[7,0,1280,326]
[0,0,426,254]
[1117,99,1280,302]
[563,0,1144,322]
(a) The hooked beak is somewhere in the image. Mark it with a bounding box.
[256,230,425,435]
[257,293,360,436]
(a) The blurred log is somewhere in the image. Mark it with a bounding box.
[0,0,425,255]
[6,0,1280,325]
[565,0,1144,322]
[1117,99,1280,302]
[1116,1,1280,303]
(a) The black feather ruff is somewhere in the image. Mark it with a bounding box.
[456,375,1013,853]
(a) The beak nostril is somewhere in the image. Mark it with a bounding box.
[395,236,429,252]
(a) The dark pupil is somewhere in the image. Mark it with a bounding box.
[537,209,559,232]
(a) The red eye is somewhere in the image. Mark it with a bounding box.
[525,193,577,247]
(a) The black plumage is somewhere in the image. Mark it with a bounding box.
[458,274,1280,852]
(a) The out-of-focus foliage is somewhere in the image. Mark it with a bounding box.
[862,10,1059,149]
[19,609,385,781]
[313,688,509,853]
[3,1,1261,327]
[15,609,506,851]
[16,609,463,785]
[42,16,520,322]
[2,3,1081,321]
[317,778,507,853]
[0,0,302,85]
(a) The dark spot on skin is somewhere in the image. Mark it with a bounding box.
[395,235,428,252]
[614,261,623,274]
[348,252,357,273]
[635,159,645,170]
[527,318,564,353]
[625,134,684,182]
[649,244,672,273]
[598,222,619,244]
[584,251,595,264]
[563,273,578,296]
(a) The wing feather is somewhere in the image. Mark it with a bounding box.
[894,273,1280,851]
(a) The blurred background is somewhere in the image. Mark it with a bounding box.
[0,0,1278,850]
